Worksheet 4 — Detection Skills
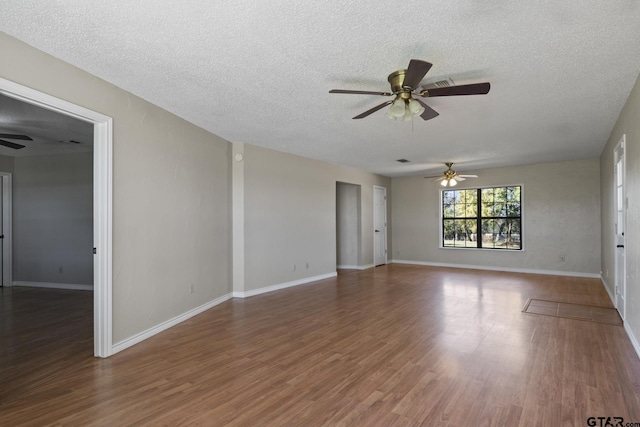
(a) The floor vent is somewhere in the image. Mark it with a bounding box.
[522,298,622,325]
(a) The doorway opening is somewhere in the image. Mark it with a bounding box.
[0,77,113,357]
[336,182,361,269]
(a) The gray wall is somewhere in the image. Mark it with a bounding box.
[0,154,14,172]
[243,144,391,291]
[0,31,232,343]
[13,153,93,285]
[392,159,601,275]
[601,71,640,343]
[336,182,360,267]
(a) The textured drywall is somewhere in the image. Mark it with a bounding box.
[13,153,93,285]
[392,159,601,274]
[243,144,390,291]
[601,71,640,340]
[336,182,360,266]
[1,3,640,176]
[0,32,231,344]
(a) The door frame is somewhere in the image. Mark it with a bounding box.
[373,185,387,266]
[614,134,626,319]
[0,77,113,358]
[0,172,12,287]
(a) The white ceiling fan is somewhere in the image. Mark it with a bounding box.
[425,162,478,187]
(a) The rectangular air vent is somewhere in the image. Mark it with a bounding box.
[423,78,455,89]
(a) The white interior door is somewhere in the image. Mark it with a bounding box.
[373,186,387,266]
[614,136,626,319]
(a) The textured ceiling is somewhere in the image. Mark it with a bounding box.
[1,1,639,176]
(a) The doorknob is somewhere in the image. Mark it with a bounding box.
[617,245,624,248]
[375,229,380,232]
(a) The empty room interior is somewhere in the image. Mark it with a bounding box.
[1,2,640,426]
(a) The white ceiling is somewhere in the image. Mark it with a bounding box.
[1,1,639,176]
[0,94,93,157]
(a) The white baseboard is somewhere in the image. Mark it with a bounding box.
[112,293,233,355]
[12,281,93,291]
[233,272,338,298]
[601,277,640,361]
[337,264,374,271]
[601,276,615,306]
[391,260,600,279]
[624,323,640,361]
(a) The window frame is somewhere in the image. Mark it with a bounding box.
[439,184,524,251]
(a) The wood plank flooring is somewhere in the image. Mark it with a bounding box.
[1,265,640,426]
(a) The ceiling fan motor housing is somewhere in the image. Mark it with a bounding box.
[388,70,409,93]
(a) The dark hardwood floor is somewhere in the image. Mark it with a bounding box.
[1,265,639,426]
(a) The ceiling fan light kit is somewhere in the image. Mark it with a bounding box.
[330,59,490,121]
[428,162,479,187]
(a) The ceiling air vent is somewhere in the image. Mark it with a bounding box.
[422,78,455,89]
[396,159,410,163]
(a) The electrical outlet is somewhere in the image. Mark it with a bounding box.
[306,262,309,269]
[189,283,195,294]
[559,255,565,262]
[293,264,296,272]
[59,266,63,273]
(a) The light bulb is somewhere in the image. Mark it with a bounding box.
[449,179,457,187]
[440,179,448,187]
[408,99,425,116]
[402,108,413,121]
[386,107,397,120]
[389,98,406,117]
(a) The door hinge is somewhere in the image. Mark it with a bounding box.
[93,247,97,254]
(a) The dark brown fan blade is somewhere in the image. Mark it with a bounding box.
[0,139,26,149]
[422,82,490,97]
[414,99,439,121]
[330,89,393,96]
[353,100,394,119]
[0,133,32,140]
[403,60,432,90]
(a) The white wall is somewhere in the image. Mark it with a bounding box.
[13,153,93,285]
[392,159,601,275]
[242,144,391,292]
[0,31,232,344]
[336,182,360,267]
[601,71,640,349]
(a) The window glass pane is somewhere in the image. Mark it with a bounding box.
[506,219,522,249]
[492,203,505,217]
[443,203,454,218]
[494,187,507,202]
[455,203,465,218]
[443,190,455,205]
[481,188,494,202]
[465,203,477,217]
[507,203,520,217]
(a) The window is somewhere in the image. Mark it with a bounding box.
[441,186,522,250]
